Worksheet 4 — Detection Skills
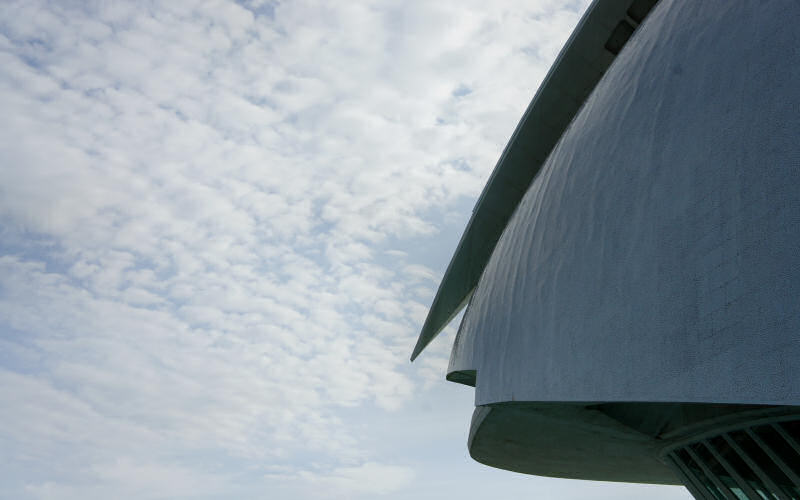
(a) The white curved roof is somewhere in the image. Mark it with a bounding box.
[411,0,659,360]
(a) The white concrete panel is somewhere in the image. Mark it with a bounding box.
[453,0,800,407]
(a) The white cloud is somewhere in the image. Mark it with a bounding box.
[300,462,416,497]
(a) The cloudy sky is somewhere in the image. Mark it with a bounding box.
[0,1,693,499]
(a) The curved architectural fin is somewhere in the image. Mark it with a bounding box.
[411,0,658,360]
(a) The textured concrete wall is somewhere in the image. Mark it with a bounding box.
[451,0,800,407]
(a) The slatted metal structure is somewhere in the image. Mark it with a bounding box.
[665,418,800,500]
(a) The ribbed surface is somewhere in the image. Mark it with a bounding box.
[667,418,800,500]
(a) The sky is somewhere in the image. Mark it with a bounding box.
[0,1,694,499]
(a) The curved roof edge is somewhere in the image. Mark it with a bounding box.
[467,402,797,484]
[411,0,660,360]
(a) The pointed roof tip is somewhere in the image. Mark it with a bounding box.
[411,287,473,362]
[410,316,443,362]
[409,344,422,362]
[409,334,427,362]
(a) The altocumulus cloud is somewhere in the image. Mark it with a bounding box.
[0,1,687,499]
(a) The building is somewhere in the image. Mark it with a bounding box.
[411,1,800,498]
